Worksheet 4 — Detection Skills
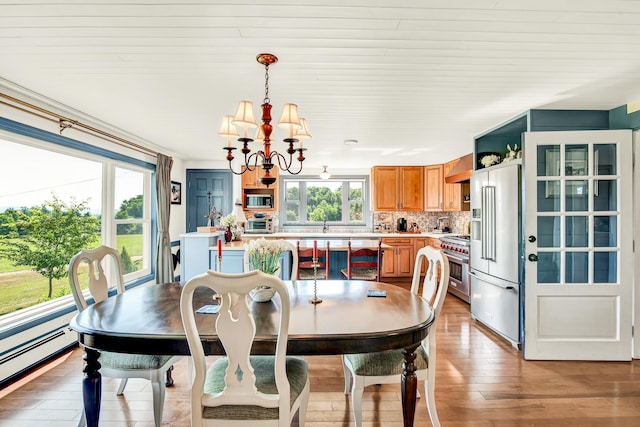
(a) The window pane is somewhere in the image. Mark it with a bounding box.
[594,216,617,247]
[349,182,363,222]
[537,181,560,212]
[0,139,102,314]
[285,182,300,222]
[286,201,300,222]
[116,230,144,274]
[538,252,560,283]
[565,216,588,247]
[594,252,617,283]
[537,216,560,248]
[565,180,588,211]
[566,252,588,283]
[114,167,143,219]
[594,180,616,211]
[306,181,342,222]
[594,144,616,175]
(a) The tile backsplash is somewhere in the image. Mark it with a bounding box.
[373,211,471,234]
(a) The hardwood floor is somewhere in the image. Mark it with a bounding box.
[3,293,640,426]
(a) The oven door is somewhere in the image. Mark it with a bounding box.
[445,253,470,303]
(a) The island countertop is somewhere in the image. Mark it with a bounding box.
[212,239,393,251]
[240,231,459,239]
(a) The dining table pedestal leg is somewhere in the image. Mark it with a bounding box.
[401,345,419,427]
[82,348,102,427]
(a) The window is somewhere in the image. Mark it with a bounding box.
[281,176,369,226]
[0,133,154,317]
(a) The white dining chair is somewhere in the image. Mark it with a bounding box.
[180,269,310,426]
[341,245,450,427]
[69,246,181,427]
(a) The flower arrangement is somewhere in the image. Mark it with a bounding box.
[244,237,286,275]
[219,213,237,229]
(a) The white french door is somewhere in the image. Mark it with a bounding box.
[524,129,633,360]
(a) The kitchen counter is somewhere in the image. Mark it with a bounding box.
[213,239,393,251]
[241,231,459,239]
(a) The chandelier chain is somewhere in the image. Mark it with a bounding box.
[263,63,270,104]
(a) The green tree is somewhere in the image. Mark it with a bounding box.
[0,197,100,298]
[120,246,139,274]
[115,194,143,234]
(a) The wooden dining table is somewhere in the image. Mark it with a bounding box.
[69,279,435,427]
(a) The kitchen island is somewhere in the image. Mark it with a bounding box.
[180,231,454,282]
[210,239,392,280]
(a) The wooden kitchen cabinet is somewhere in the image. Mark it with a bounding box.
[443,158,470,212]
[381,237,415,278]
[241,165,280,189]
[414,237,429,275]
[372,166,424,211]
[241,165,279,212]
[424,164,443,211]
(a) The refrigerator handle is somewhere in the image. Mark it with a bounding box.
[486,185,496,261]
[481,186,487,259]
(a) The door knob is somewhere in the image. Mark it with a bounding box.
[528,254,538,262]
[528,235,536,243]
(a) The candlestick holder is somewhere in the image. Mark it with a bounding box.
[308,257,322,304]
[214,255,223,302]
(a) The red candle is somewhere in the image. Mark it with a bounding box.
[218,238,222,254]
[313,240,318,259]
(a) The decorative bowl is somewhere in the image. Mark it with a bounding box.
[250,286,276,302]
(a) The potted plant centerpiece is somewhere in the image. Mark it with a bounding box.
[245,238,287,302]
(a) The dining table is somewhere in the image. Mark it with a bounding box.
[69,279,435,427]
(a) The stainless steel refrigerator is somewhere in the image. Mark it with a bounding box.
[470,161,522,346]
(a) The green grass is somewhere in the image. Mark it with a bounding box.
[0,234,143,316]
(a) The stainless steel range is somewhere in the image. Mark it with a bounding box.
[439,235,470,303]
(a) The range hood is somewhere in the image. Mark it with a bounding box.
[444,153,473,183]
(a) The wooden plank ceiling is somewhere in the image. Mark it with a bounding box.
[1,1,640,169]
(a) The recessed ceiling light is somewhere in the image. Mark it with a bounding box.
[344,139,358,145]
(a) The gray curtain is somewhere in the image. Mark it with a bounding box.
[155,153,174,284]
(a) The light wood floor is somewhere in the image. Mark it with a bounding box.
[3,293,640,426]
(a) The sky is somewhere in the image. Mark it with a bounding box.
[0,138,142,214]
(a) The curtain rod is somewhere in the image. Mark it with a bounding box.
[0,92,158,158]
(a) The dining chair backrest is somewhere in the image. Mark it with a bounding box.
[243,240,299,280]
[342,240,382,281]
[69,245,125,311]
[297,241,330,279]
[411,246,450,344]
[180,270,297,425]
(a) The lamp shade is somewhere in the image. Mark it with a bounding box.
[277,103,302,130]
[320,166,331,180]
[294,118,312,140]
[218,115,240,137]
[232,100,258,128]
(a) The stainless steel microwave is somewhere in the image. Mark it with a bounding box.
[245,194,273,209]
[245,218,274,234]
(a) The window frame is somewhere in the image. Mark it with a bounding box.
[279,175,370,227]
[0,117,156,337]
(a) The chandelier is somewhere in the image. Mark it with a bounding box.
[219,53,311,187]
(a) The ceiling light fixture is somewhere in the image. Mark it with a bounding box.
[319,166,331,180]
[220,53,311,187]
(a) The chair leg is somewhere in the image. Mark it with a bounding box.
[151,375,166,427]
[425,373,440,427]
[116,378,128,395]
[298,381,310,426]
[350,376,365,427]
[341,356,352,395]
[165,364,174,387]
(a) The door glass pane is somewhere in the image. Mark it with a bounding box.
[565,144,588,176]
[566,216,588,247]
[594,180,617,211]
[538,252,560,283]
[537,181,560,212]
[594,252,617,283]
[593,216,617,247]
[566,252,588,283]
[538,145,560,176]
[537,216,560,247]
[594,144,616,175]
[565,180,588,211]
